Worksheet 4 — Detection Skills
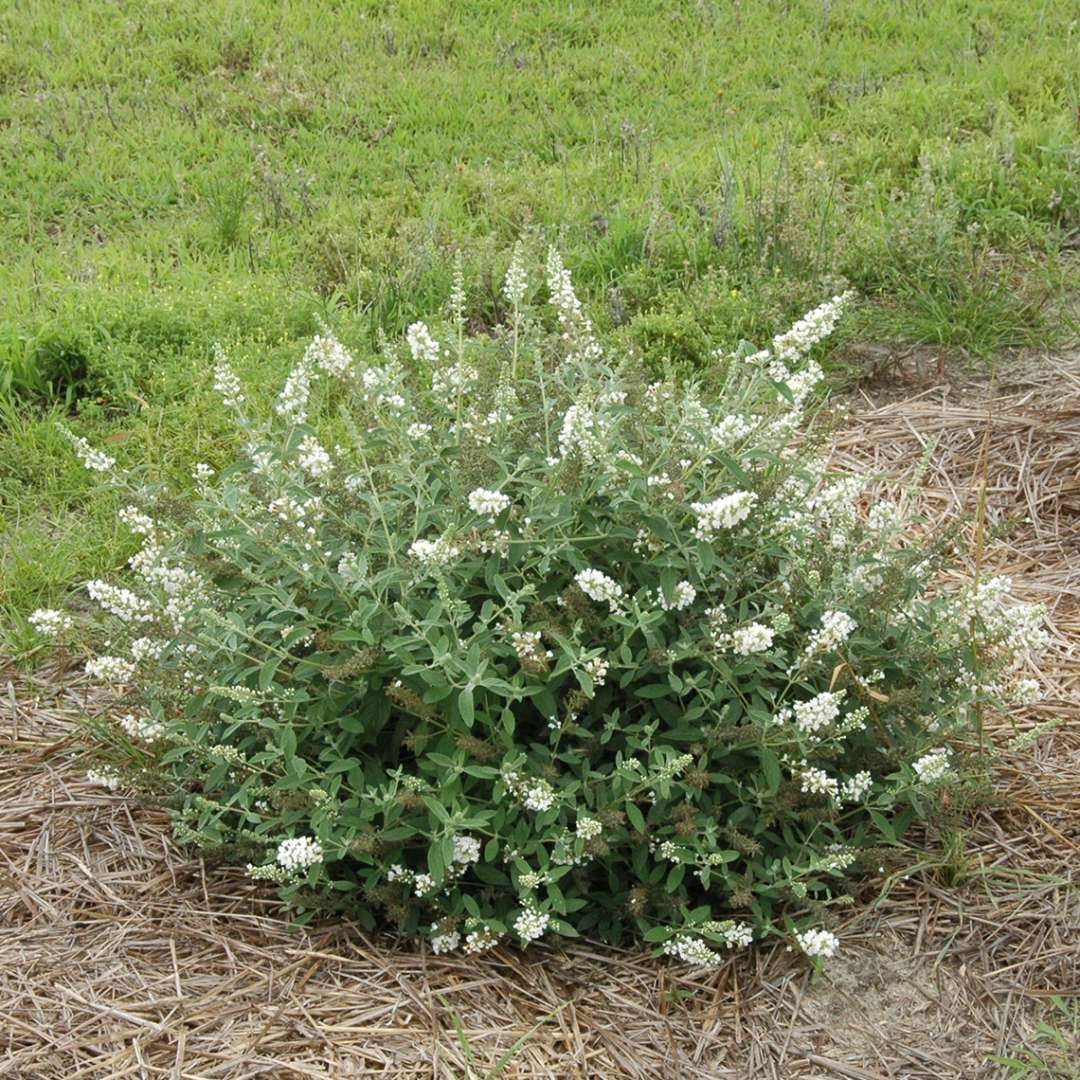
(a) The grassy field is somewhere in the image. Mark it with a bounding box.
[3,0,1080,649]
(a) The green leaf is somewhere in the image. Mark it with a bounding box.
[869,809,896,841]
[325,757,361,774]
[636,684,671,700]
[457,686,474,727]
[760,747,781,796]
[379,825,416,842]
[279,725,297,759]
[714,450,749,483]
[625,802,646,833]
[422,796,451,823]
[258,654,284,691]
[427,841,445,881]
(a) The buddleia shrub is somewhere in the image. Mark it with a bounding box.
[34,246,1047,967]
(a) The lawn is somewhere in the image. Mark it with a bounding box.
[3,0,1080,647]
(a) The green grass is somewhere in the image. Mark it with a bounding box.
[3,0,1080,649]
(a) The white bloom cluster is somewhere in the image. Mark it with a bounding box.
[835,705,869,735]
[128,541,209,631]
[704,606,729,647]
[913,747,951,784]
[268,494,323,529]
[467,487,511,519]
[208,685,263,705]
[406,321,440,364]
[342,473,367,497]
[971,577,1049,657]
[812,474,864,517]
[771,292,854,365]
[275,836,324,871]
[690,490,757,539]
[118,505,156,536]
[246,862,290,883]
[656,839,680,861]
[706,413,752,451]
[772,358,826,413]
[62,428,115,472]
[430,929,460,954]
[452,834,481,865]
[209,743,245,765]
[509,630,551,667]
[819,845,858,872]
[118,712,166,743]
[28,608,73,636]
[735,347,772,367]
[432,361,478,398]
[582,655,609,687]
[449,251,466,323]
[297,435,333,479]
[517,869,546,890]
[840,770,873,802]
[701,920,755,949]
[513,905,550,943]
[799,765,840,803]
[576,817,603,840]
[522,782,556,813]
[866,500,899,535]
[575,568,624,611]
[503,770,556,812]
[87,580,154,624]
[360,364,407,411]
[546,246,601,363]
[245,443,275,476]
[800,610,857,662]
[731,622,775,655]
[464,926,500,953]
[652,753,694,786]
[504,241,529,308]
[633,527,664,556]
[795,927,840,959]
[305,334,353,378]
[275,358,314,425]
[408,535,461,570]
[212,345,245,411]
[86,766,121,790]
[793,690,846,735]
[557,403,606,463]
[406,421,432,439]
[1013,677,1042,704]
[657,580,697,612]
[663,936,725,968]
[85,655,136,683]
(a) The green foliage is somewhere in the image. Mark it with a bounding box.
[37,252,1045,962]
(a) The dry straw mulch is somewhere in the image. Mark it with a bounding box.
[2,353,1078,1079]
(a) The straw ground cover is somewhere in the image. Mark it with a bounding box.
[3,353,1077,1078]
[4,0,1080,649]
